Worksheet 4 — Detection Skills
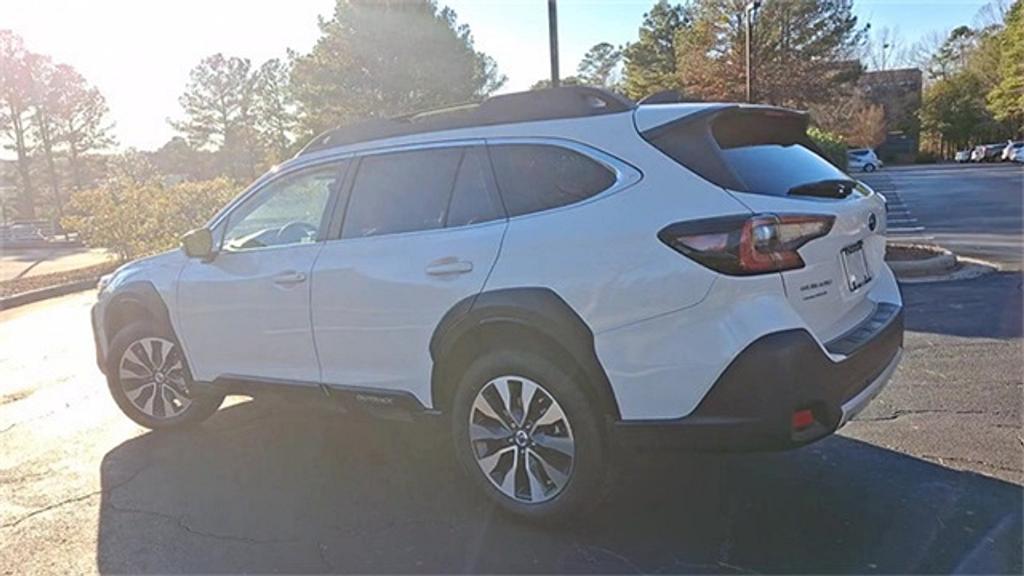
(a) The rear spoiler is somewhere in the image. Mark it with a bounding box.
[635,104,828,192]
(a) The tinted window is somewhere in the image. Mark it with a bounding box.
[223,162,343,251]
[489,144,616,217]
[721,144,849,197]
[343,147,462,238]
[446,147,504,227]
[644,109,849,197]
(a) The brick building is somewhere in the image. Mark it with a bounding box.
[857,68,924,162]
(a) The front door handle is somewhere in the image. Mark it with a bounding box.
[425,259,473,276]
[272,271,307,285]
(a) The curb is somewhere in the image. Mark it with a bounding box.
[0,279,97,312]
[895,256,1000,284]
[886,244,957,278]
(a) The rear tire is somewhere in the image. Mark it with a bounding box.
[451,346,610,522]
[106,322,224,429]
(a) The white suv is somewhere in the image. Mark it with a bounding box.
[92,87,903,520]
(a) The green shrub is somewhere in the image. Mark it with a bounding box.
[808,126,848,172]
[63,177,239,261]
[914,151,939,164]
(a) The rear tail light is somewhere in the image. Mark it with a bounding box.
[658,213,835,275]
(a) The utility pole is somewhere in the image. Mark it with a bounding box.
[548,0,560,88]
[745,1,762,103]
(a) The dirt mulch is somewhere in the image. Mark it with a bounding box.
[0,261,121,298]
[885,244,946,262]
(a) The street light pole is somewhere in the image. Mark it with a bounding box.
[745,1,762,103]
[548,0,560,88]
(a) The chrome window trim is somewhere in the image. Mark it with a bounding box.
[207,136,642,246]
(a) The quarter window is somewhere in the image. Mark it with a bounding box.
[488,144,616,217]
[342,147,463,238]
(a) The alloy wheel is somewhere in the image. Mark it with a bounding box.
[468,375,575,504]
[118,336,192,419]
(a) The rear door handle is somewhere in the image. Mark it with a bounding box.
[425,259,473,276]
[272,271,307,285]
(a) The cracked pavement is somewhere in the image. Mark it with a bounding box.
[1,165,1022,573]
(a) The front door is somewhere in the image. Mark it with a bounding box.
[176,160,347,384]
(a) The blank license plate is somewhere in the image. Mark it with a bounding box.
[842,242,872,291]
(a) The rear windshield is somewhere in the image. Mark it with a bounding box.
[719,144,848,197]
[643,108,849,197]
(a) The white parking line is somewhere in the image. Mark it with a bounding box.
[887,217,918,225]
[888,226,926,233]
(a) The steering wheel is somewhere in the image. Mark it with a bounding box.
[275,221,318,245]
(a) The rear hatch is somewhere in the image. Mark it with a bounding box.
[639,105,888,344]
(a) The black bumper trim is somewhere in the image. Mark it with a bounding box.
[826,302,901,356]
[612,304,904,452]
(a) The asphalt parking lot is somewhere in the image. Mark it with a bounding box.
[1,164,1021,574]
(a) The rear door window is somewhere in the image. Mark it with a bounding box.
[446,147,505,227]
[488,144,616,217]
[342,147,462,238]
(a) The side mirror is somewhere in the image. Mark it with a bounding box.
[181,228,214,260]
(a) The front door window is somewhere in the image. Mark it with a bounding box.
[223,164,342,251]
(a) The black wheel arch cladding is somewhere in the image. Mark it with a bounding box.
[429,287,620,419]
[104,281,175,343]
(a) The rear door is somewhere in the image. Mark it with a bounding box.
[311,143,507,407]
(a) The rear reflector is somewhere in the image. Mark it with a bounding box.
[658,213,834,276]
[792,409,815,430]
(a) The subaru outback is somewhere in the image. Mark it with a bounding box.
[92,87,904,520]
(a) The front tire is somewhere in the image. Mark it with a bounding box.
[451,347,609,521]
[863,163,877,172]
[106,322,223,429]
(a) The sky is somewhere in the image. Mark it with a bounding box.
[0,0,996,154]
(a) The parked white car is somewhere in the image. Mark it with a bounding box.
[847,148,883,172]
[954,150,972,163]
[92,87,903,520]
[1001,141,1023,161]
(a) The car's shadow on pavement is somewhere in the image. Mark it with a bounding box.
[96,396,1022,574]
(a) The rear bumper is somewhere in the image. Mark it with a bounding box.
[612,303,903,452]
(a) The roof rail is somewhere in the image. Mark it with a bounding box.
[297,86,635,156]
